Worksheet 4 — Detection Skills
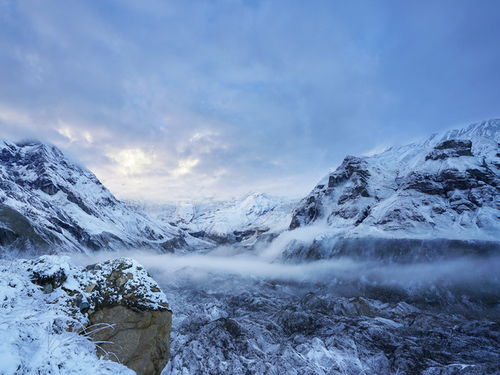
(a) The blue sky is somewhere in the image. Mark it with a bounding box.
[0,0,499,201]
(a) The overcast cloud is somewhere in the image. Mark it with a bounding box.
[1,0,499,201]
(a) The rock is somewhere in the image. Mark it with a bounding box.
[89,306,171,375]
[425,139,473,160]
[26,255,69,290]
[0,204,53,249]
[288,120,500,240]
[23,256,172,375]
[290,155,371,229]
[81,258,172,375]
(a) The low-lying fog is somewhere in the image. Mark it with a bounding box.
[71,246,500,292]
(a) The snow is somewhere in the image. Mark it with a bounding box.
[134,192,298,241]
[0,256,135,375]
[0,139,190,252]
[288,119,500,244]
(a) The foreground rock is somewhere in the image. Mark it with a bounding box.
[82,259,172,375]
[20,256,172,375]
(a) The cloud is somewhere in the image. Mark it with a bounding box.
[172,158,199,177]
[71,248,500,292]
[1,0,499,201]
[106,148,156,176]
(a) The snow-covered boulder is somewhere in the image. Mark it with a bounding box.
[0,256,172,375]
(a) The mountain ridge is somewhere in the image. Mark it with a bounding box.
[289,119,500,242]
[0,139,199,252]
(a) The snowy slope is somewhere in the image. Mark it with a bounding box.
[132,193,298,244]
[0,255,135,375]
[0,140,197,253]
[290,119,500,241]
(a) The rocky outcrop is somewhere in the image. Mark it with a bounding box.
[89,306,171,375]
[290,156,371,229]
[82,259,172,375]
[26,256,172,375]
[425,139,473,160]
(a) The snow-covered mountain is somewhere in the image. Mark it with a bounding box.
[131,193,298,245]
[290,119,499,238]
[283,120,499,260]
[0,140,195,253]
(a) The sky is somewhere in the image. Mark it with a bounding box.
[0,0,499,202]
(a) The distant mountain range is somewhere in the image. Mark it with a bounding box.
[1,119,498,254]
[128,192,298,245]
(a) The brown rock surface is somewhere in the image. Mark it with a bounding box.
[89,306,172,375]
[80,258,172,375]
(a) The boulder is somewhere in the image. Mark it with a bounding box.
[89,306,171,375]
[82,258,172,375]
[24,256,172,375]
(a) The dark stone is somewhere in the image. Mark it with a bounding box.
[160,236,188,252]
[426,139,473,160]
[0,205,51,249]
[29,260,68,290]
[435,139,472,150]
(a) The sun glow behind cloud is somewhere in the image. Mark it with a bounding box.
[107,148,155,176]
[57,125,93,144]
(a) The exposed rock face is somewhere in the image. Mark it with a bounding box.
[289,120,500,241]
[290,156,371,229]
[0,140,195,252]
[89,306,171,375]
[0,204,53,248]
[425,139,473,160]
[25,256,172,375]
[82,258,172,375]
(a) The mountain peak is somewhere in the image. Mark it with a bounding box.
[0,138,193,252]
[440,118,500,142]
[290,119,500,240]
